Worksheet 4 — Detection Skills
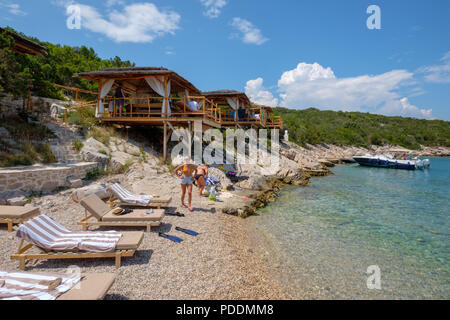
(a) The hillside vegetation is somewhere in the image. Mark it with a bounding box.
[0,27,134,101]
[274,107,450,150]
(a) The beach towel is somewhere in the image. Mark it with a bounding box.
[109,183,153,205]
[16,215,122,253]
[205,176,220,186]
[0,270,82,300]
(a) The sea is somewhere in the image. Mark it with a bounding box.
[247,157,449,299]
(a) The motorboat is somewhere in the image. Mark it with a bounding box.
[352,154,430,170]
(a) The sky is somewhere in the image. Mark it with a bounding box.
[1,0,449,120]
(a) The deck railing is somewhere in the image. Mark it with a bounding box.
[93,95,220,119]
[71,95,282,128]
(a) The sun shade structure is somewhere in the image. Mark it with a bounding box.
[0,28,47,56]
[202,90,282,128]
[76,67,216,120]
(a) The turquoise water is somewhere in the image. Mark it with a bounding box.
[249,158,449,299]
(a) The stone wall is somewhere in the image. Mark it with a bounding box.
[0,162,98,194]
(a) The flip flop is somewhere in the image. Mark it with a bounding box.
[188,207,194,212]
[166,212,185,217]
[181,204,188,209]
[175,226,198,236]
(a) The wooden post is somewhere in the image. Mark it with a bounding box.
[163,121,167,162]
[164,76,168,118]
[75,90,79,103]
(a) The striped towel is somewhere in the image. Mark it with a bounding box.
[0,271,82,300]
[16,215,122,253]
[109,183,152,205]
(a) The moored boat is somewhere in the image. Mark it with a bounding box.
[352,154,430,170]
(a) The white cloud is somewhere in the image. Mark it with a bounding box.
[230,17,268,45]
[242,62,432,119]
[417,51,450,83]
[245,78,278,107]
[276,62,432,118]
[200,0,227,18]
[65,2,180,43]
[379,97,433,119]
[0,2,27,16]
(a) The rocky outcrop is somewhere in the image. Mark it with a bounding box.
[80,137,109,166]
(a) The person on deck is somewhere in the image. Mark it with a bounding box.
[114,82,125,116]
[194,164,209,197]
[174,158,197,212]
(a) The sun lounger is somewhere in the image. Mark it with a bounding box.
[11,215,143,270]
[0,270,116,300]
[0,205,40,232]
[108,183,172,208]
[79,194,164,232]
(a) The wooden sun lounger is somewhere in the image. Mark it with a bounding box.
[79,194,165,232]
[58,273,116,300]
[107,183,172,209]
[11,231,144,271]
[0,206,40,232]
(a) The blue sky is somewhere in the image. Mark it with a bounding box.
[1,0,449,120]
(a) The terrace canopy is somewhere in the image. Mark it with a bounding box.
[202,90,251,121]
[0,28,47,56]
[77,67,202,117]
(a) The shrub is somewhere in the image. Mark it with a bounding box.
[72,138,84,152]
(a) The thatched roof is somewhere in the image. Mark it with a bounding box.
[77,67,201,94]
[0,28,47,56]
[202,90,250,107]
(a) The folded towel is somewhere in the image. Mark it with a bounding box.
[38,278,62,290]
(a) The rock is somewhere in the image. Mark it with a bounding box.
[237,176,267,190]
[80,137,109,165]
[69,178,83,188]
[71,184,111,203]
[208,167,233,190]
[110,151,135,173]
[0,190,26,205]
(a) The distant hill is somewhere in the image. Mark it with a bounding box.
[274,107,450,149]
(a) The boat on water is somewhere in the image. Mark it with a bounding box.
[352,154,430,170]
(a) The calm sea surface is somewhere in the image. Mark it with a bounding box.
[248,157,449,299]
